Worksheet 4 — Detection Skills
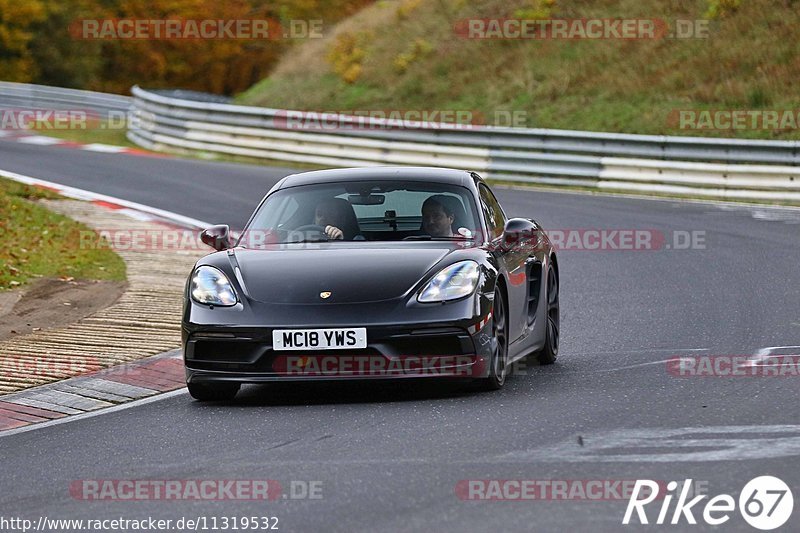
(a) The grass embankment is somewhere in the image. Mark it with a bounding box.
[0,178,126,291]
[236,0,800,140]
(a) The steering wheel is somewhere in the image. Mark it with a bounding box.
[291,224,329,241]
[294,224,327,233]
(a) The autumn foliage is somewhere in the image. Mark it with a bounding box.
[0,0,373,95]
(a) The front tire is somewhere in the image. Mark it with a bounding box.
[188,382,240,401]
[534,262,559,365]
[477,288,508,390]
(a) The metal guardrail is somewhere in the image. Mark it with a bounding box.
[128,86,800,202]
[3,82,798,202]
[0,81,131,117]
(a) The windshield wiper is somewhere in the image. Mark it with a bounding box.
[282,238,330,244]
[402,235,472,241]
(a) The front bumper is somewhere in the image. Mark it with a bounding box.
[182,284,496,384]
[184,324,490,383]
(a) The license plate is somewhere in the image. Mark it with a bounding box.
[272,328,367,351]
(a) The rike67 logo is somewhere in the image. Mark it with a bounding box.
[623,476,793,530]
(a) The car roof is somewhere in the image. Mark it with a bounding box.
[277,167,480,189]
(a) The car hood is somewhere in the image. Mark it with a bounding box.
[231,245,453,304]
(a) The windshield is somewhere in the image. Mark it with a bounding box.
[239,180,482,246]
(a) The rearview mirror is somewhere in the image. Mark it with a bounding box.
[200,224,231,251]
[348,194,385,205]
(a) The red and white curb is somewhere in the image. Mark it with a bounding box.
[0,129,162,157]
[0,350,185,433]
[0,168,211,229]
[0,167,214,434]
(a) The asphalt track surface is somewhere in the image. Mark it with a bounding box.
[1,139,800,532]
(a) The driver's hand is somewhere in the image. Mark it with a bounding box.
[325,225,343,240]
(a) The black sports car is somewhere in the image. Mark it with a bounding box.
[182,167,560,400]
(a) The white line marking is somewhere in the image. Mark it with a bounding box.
[116,208,154,221]
[551,359,677,374]
[494,425,800,463]
[0,389,187,438]
[81,143,128,153]
[747,345,800,367]
[572,347,708,355]
[755,345,800,354]
[551,348,708,374]
[16,135,64,145]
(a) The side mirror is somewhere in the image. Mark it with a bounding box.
[502,218,538,251]
[200,224,231,251]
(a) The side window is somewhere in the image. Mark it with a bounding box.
[479,184,506,239]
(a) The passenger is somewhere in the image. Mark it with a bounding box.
[421,195,456,237]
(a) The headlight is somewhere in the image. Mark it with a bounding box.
[190,266,237,306]
[417,261,480,303]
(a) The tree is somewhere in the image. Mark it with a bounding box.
[0,0,47,82]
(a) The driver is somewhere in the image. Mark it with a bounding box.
[421,195,456,237]
[314,198,349,240]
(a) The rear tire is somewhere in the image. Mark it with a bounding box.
[534,262,559,365]
[477,288,508,391]
[188,382,240,401]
